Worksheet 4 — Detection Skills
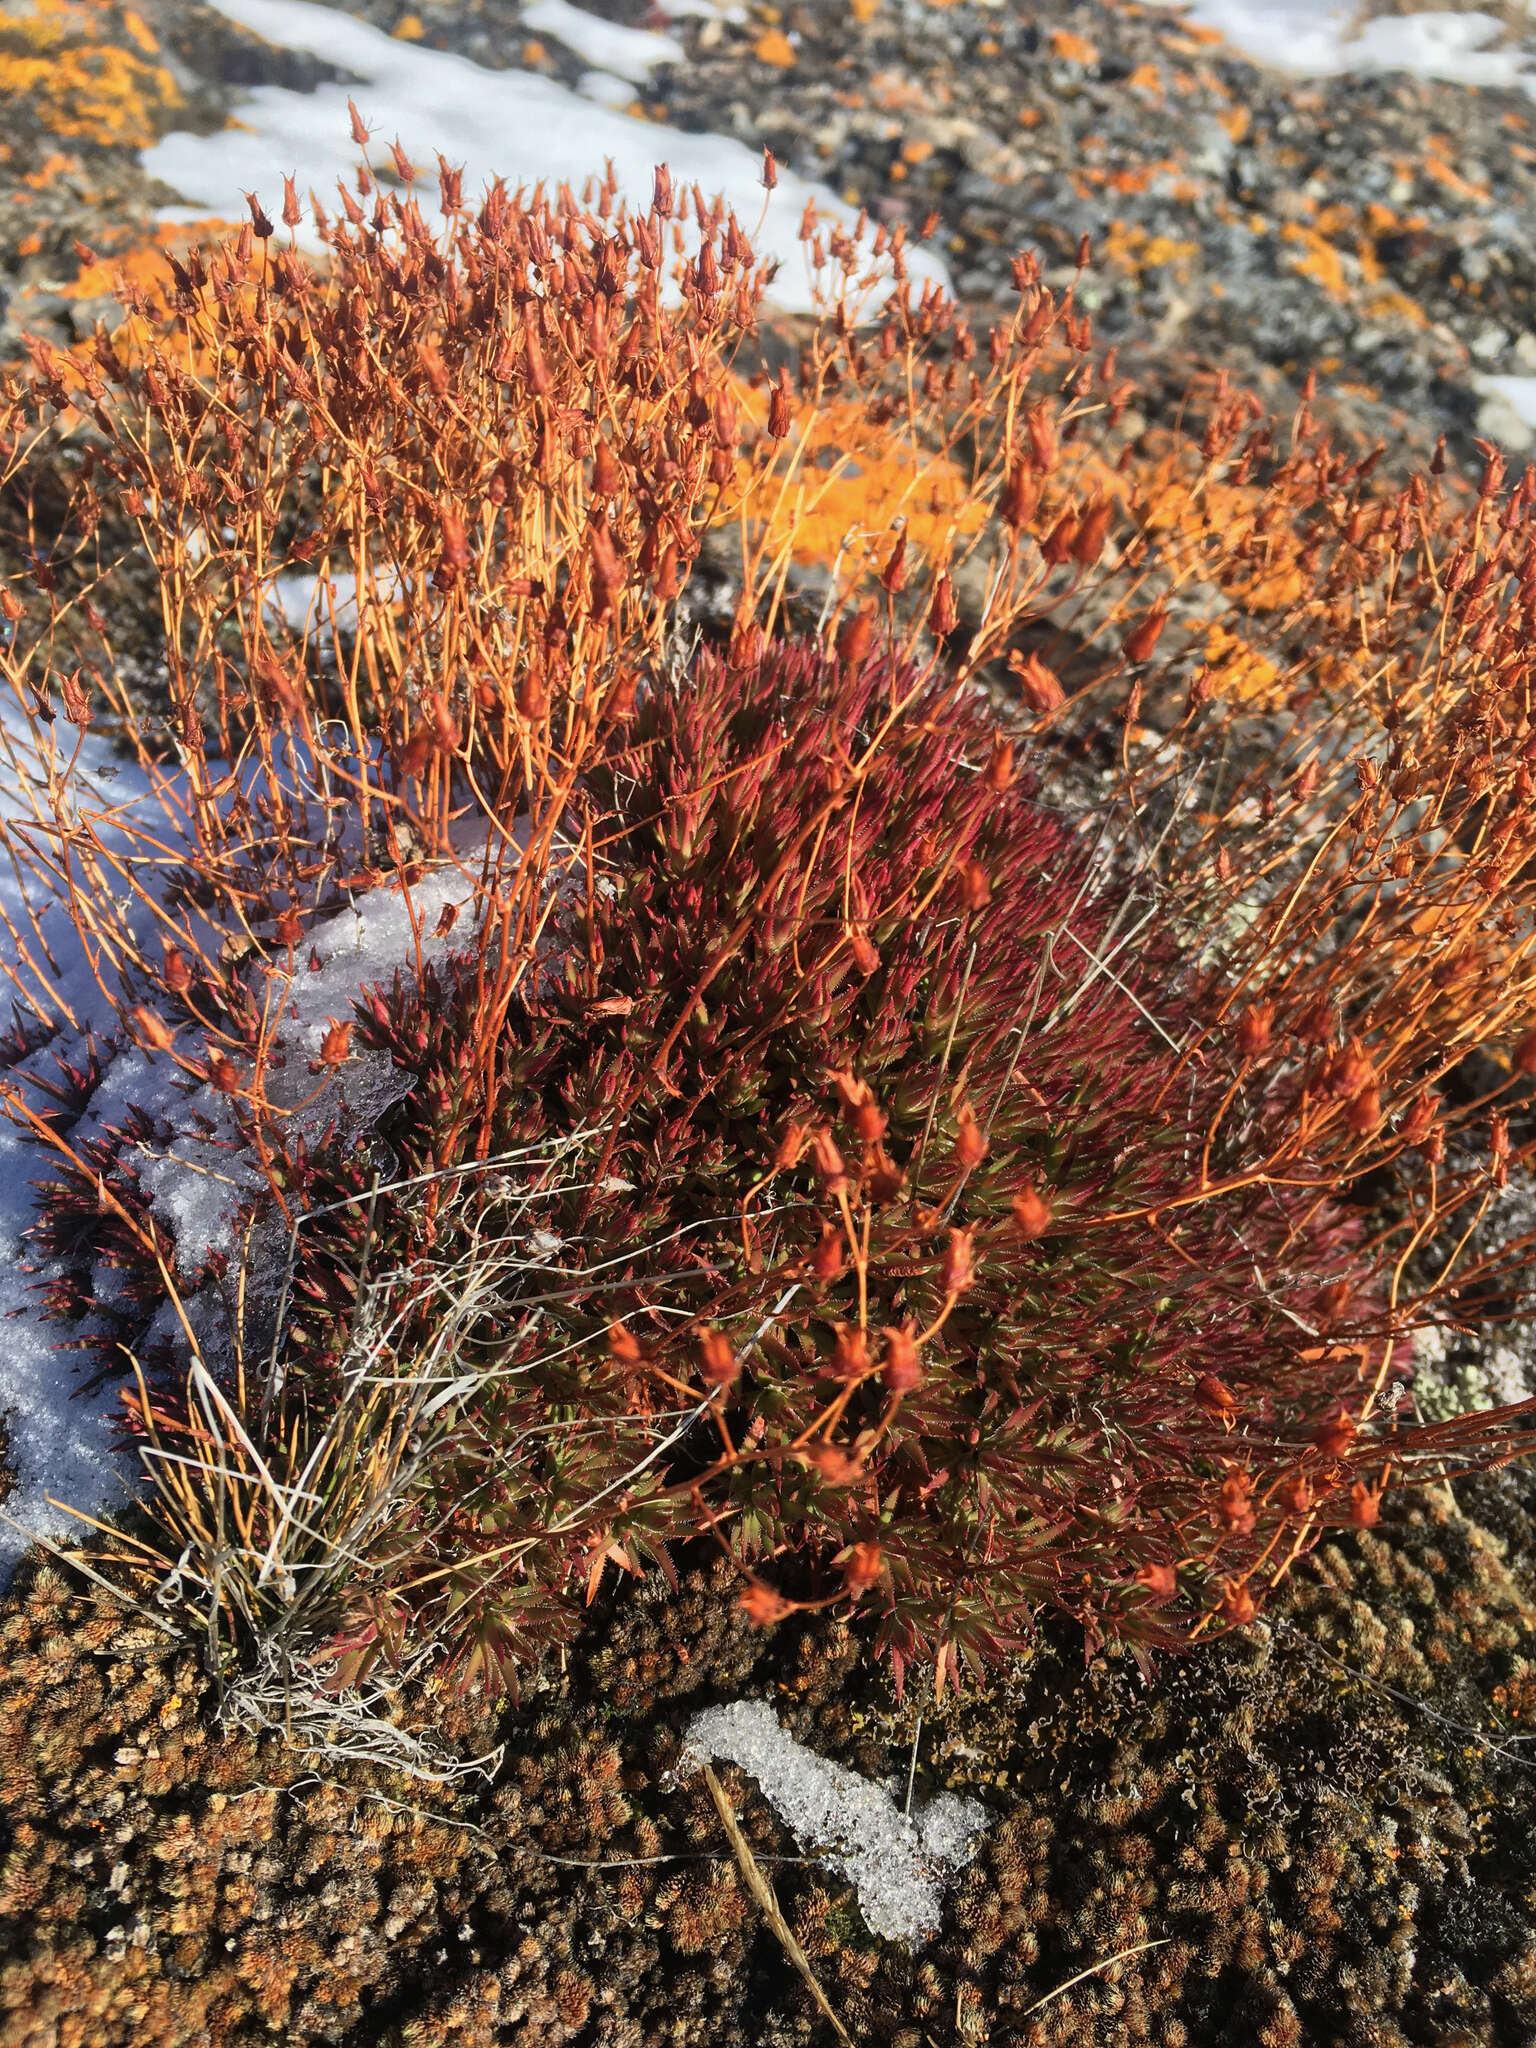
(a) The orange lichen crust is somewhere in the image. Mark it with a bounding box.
[727,380,987,581]
[0,0,182,149]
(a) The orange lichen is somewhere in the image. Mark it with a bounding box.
[49,217,240,302]
[1282,221,1350,301]
[19,148,78,185]
[0,0,181,148]
[1049,27,1099,64]
[1203,622,1282,705]
[752,28,796,66]
[1423,142,1491,203]
[1101,220,1199,277]
[728,383,986,578]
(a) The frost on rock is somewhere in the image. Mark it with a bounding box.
[684,1699,988,1943]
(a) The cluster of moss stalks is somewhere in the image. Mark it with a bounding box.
[1,1461,1534,2048]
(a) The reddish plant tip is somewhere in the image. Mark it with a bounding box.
[1008,649,1065,715]
[960,859,992,911]
[1193,1375,1237,1419]
[840,1540,883,1595]
[1234,1004,1273,1060]
[318,1019,352,1067]
[999,463,1040,531]
[833,1069,872,1113]
[953,1104,988,1171]
[938,1226,975,1295]
[738,1581,793,1626]
[847,925,880,976]
[854,1097,888,1146]
[867,1147,906,1204]
[810,1223,846,1284]
[880,1325,922,1394]
[1313,1407,1357,1460]
[1073,497,1113,566]
[161,944,193,995]
[1025,404,1058,474]
[1277,1470,1314,1517]
[1325,1041,1376,1100]
[1350,1480,1381,1528]
[799,1441,861,1486]
[60,671,92,728]
[1295,996,1333,1045]
[1513,1024,1536,1074]
[243,190,274,239]
[698,1328,738,1389]
[1122,604,1168,666]
[205,1050,240,1094]
[879,529,908,593]
[1318,1279,1353,1324]
[1135,1561,1177,1602]
[1011,1186,1052,1239]
[772,1120,808,1172]
[1219,1579,1259,1627]
[831,1325,871,1382]
[810,1127,847,1193]
[835,607,875,670]
[1346,1086,1383,1136]
[985,737,1016,792]
[607,1321,643,1365]
[1401,1092,1440,1147]
[1215,1472,1256,1535]
[130,1006,175,1053]
[928,571,959,640]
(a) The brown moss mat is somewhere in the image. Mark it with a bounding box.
[3,1464,1536,2046]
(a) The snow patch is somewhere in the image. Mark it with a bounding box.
[521,0,683,81]
[1150,0,1536,92]
[0,707,165,1559]
[0,688,497,1567]
[685,1699,988,1943]
[1477,373,1536,428]
[143,0,948,317]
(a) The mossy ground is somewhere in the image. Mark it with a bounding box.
[4,1461,1536,2047]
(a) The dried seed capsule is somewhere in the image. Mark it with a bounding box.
[1011,1187,1051,1238]
[1219,1580,1258,1626]
[953,1105,987,1170]
[1194,1375,1237,1420]
[880,1326,922,1394]
[938,1227,975,1294]
[840,1542,882,1594]
[1135,1562,1177,1602]
[698,1329,737,1388]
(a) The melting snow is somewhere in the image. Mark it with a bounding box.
[1151,0,1536,91]
[1478,374,1536,428]
[520,0,684,81]
[685,1699,988,1943]
[0,692,494,1566]
[143,0,949,315]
